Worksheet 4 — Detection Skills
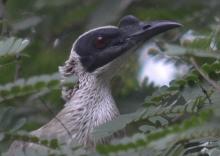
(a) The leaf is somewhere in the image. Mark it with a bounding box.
[93,112,139,140]
[165,43,220,59]
[0,107,15,130]
[11,118,27,132]
[149,116,169,127]
[12,16,42,31]
[210,149,220,156]
[0,37,15,54]
[0,133,4,142]
[0,37,30,65]
[0,73,66,104]
[139,125,156,133]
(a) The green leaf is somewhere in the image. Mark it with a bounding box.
[0,37,30,65]
[139,125,156,133]
[11,118,27,132]
[0,73,68,104]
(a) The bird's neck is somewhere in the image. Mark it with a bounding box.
[66,71,120,127]
[30,71,120,147]
[58,56,121,146]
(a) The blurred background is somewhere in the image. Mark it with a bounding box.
[1,0,220,153]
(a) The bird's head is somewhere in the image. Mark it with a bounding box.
[60,15,181,101]
[67,15,181,78]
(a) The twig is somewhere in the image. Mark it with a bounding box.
[0,0,7,36]
[39,98,74,144]
[190,57,220,93]
[198,83,213,105]
[14,54,21,81]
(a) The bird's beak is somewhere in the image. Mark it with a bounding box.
[127,20,182,43]
[118,16,182,49]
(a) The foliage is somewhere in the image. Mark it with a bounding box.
[0,37,29,66]
[0,73,61,104]
[1,0,220,156]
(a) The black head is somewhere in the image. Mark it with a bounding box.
[74,15,182,72]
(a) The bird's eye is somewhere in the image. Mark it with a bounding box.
[94,36,108,49]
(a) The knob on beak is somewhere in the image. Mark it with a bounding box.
[119,15,182,43]
[129,20,182,41]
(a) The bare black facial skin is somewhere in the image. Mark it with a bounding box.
[74,15,181,72]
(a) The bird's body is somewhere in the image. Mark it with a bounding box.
[31,52,124,147]
[8,40,125,155]
[7,15,181,155]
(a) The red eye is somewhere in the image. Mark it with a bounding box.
[94,36,108,49]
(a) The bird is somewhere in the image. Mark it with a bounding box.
[7,15,181,155]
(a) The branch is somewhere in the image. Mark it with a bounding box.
[0,0,7,35]
[0,0,5,19]
[14,54,21,81]
[190,57,220,93]
[39,98,74,144]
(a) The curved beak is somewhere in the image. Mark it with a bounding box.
[128,20,182,42]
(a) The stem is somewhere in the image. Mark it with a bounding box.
[14,54,21,81]
[0,0,7,36]
[190,57,220,93]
